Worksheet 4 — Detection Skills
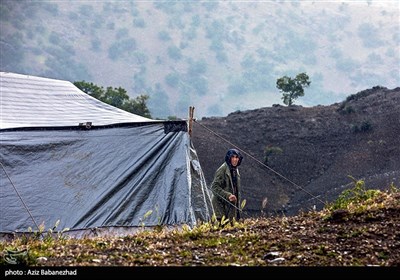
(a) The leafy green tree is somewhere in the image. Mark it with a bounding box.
[73,81,103,100]
[276,72,311,106]
[74,81,151,118]
[121,95,152,119]
[103,86,129,108]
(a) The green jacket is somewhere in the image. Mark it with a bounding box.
[211,162,241,220]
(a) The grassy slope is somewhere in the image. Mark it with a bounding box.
[1,182,399,267]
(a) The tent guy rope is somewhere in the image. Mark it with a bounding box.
[0,162,43,235]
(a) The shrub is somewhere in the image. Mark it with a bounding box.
[264,145,283,164]
[351,120,372,133]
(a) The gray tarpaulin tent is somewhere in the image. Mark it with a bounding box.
[0,72,213,238]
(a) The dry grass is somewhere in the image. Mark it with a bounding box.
[1,184,399,268]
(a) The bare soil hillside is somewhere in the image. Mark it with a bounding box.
[192,86,400,216]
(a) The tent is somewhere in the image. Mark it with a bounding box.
[0,72,213,238]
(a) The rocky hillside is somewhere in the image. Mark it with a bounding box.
[192,86,400,216]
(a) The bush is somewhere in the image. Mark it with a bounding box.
[264,145,283,164]
[352,120,372,133]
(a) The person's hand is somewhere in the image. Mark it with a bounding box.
[228,194,237,202]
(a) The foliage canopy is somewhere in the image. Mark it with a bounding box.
[276,72,311,106]
[74,81,152,118]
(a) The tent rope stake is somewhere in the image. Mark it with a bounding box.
[193,120,326,207]
[0,162,43,235]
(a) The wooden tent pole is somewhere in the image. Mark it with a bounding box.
[188,106,195,137]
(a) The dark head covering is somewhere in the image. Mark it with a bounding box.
[225,148,243,167]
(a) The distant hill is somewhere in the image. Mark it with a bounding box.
[192,86,400,216]
[1,1,398,118]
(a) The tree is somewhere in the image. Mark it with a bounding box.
[103,86,132,109]
[73,81,103,100]
[276,72,311,106]
[74,81,152,118]
[121,95,152,119]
